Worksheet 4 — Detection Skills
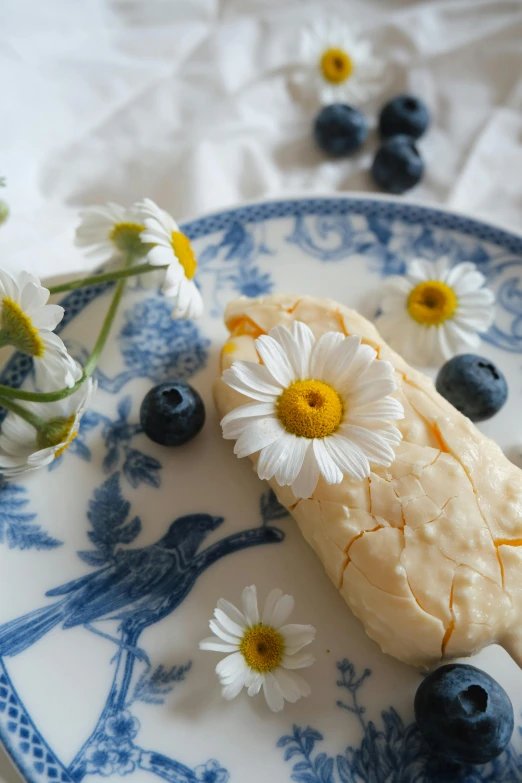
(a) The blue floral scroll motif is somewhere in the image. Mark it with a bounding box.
[50,395,161,488]
[286,215,378,264]
[0,486,287,781]
[198,221,274,316]
[0,480,61,551]
[279,659,522,783]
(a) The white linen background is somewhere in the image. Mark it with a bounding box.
[0,0,521,779]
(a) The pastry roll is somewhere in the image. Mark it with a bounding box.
[214,294,522,669]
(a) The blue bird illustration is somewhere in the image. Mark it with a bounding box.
[0,512,282,659]
[0,481,286,783]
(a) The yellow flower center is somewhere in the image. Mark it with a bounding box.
[37,414,77,458]
[109,222,148,258]
[320,48,354,84]
[239,624,285,673]
[407,280,458,326]
[1,298,44,357]
[277,379,344,439]
[171,231,197,280]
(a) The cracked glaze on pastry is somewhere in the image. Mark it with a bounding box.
[214,294,522,669]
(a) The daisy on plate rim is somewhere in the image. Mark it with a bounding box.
[0,377,96,477]
[0,269,81,391]
[220,320,404,499]
[137,198,203,320]
[376,258,496,366]
[299,19,385,105]
[75,202,150,262]
[200,585,315,712]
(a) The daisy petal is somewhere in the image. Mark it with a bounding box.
[233,418,285,459]
[267,324,310,380]
[270,594,295,629]
[350,397,404,422]
[255,334,296,387]
[323,434,370,481]
[221,402,276,428]
[275,437,310,486]
[341,424,397,465]
[208,618,241,644]
[257,431,295,480]
[282,651,316,670]
[216,651,246,681]
[272,669,301,703]
[262,588,284,625]
[313,439,343,485]
[309,332,345,379]
[222,362,282,402]
[214,607,246,637]
[199,638,238,653]
[222,405,277,440]
[279,624,316,655]
[221,669,248,701]
[263,672,285,712]
[246,672,264,697]
[241,585,260,626]
[347,378,397,407]
[291,441,320,499]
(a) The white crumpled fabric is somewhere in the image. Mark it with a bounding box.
[0,0,521,777]
[1,0,522,282]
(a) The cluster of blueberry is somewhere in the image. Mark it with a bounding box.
[313,94,429,194]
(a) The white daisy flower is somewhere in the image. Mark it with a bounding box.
[221,322,404,500]
[75,202,149,263]
[0,270,81,391]
[376,259,496,366]
[299,20,385,105]
[200,585,315,713]
[136,198,203,320]
[0,378,96,477]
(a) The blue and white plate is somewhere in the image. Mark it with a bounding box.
[1,196,522,783]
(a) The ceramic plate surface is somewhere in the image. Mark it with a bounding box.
[2,197,522,783]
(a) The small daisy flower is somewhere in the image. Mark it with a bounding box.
[75,202,150,262]
[200,585,315,713]
[0,378,96,477]
[0,270,81,391]
[299,20,385,105]
[221,321,403,499]
[137,198,203,320]
[376,259,496,366]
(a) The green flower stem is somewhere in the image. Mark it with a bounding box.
[48,262,168,295]
[82,276,126,378]
[0,394,47,431]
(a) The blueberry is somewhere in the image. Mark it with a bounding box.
[371,135,424,194]
[140,381,205,446]
[436,354,507,422]
[415,664,514,765]
[313,104,368,157]
[379,94,430,140]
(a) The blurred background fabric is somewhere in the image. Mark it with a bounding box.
[0,0,521,779]
[1,0,522,283]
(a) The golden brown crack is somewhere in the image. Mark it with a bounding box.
[441,578,456,655]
